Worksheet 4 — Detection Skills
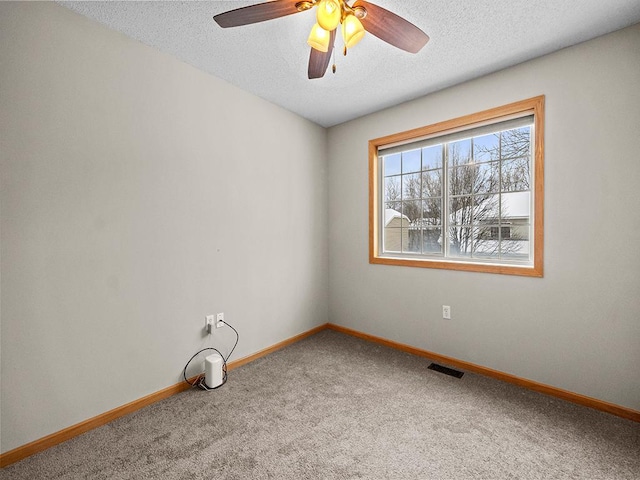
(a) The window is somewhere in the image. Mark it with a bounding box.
[369,96,544,276]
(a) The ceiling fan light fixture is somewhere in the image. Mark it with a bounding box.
[316,0,341,31]
[307,23,330,52]
[342,13,365,48]
[213,0,430,79]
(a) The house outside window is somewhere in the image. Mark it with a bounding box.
[369,96,544,277]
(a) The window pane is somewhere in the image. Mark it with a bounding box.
[422,227,442,254]
[384,210,408,251]
[402,174,421,200]
[448,138,471,166]
[509,223,530,241]
[474,193,500,224]
[501,157,530,192]
[472,227,501,259]
[385,201,401,216]
[385,176,401,202]
[474,162,499,194]
[476,225,499,240]
[422,170,442,197]
[383,227,402,252]
[448,226,472,257]
[501,127,531,159]
[449,196,473,226]
[422,145,443,170]
[449,165,474,195]
[384,153,401,176]
[403,228,421,253]
[500,238,530,261]
[402,149,421,173]
[501,191,530,220]
[385,208,407,227]
[473,133,499,162]
[422,199,441,226]
[402,200,421,223]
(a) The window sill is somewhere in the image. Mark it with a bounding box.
[370,254,543,277]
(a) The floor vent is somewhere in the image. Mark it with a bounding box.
[428,363,464,378]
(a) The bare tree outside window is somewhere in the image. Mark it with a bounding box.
[382,126,531,260]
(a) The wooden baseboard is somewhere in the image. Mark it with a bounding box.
[327,323,640,423]
[4,321,637,468]
[0,323,328,468]
[0,380,192,468]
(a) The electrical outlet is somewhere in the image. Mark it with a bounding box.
[442,305,451,320]
[216,312,224,328]
[205,315,215,334]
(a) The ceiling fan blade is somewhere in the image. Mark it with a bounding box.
[353,0,429,54]
[308,29,337,79]
[214,0,303,28]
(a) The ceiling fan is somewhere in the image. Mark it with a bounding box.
[213,0,429,79]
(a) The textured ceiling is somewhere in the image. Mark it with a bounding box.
[60,1,640,127]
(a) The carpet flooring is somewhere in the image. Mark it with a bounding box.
[3,329,639,479]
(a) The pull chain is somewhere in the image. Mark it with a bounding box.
[332,44,337,74]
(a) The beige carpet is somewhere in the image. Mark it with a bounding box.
[3,329,639,479]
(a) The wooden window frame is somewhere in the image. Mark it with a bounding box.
[369,96,544,277]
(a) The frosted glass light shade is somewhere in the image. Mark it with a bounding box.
[307,23,330,52]
[342,14,365,48]
[316,0,341,31]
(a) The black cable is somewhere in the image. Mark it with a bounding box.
[223,321,239,362]
[182,320,239,391]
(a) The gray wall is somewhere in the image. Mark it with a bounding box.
[1,0,638,458]
[328,25,640,411]
[0,2,328,453]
